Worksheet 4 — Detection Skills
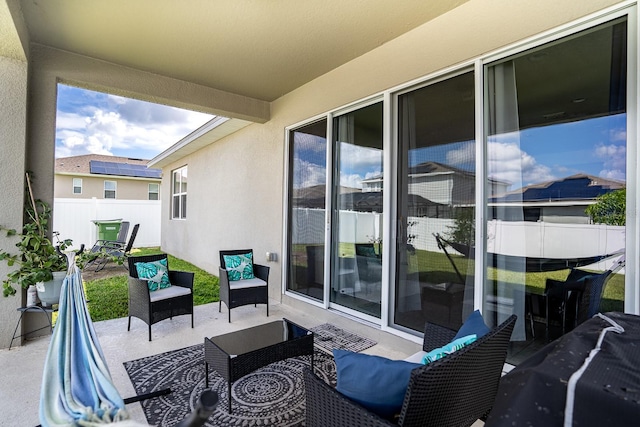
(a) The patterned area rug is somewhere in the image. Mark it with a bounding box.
[124,345,336,427]
[311,323,377,354]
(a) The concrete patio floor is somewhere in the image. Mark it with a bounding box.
[0,298,425,426]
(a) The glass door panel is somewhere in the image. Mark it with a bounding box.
[331,102,384,318]
[485,19,627,364]
[286,119,328,301]
[395,72,476,332]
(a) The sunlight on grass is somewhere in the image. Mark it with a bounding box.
[83,247,219,322]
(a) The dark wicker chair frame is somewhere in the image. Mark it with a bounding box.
[219,249,270,322]
[305,314,517,427]
[544,268,614,340]
[127,253,194,341]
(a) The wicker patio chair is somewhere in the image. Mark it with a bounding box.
[219,249,269,322]
[543,266,617,340]
[305,314,517,427]
[127,253,194,341]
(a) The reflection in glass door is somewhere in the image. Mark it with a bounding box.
[395,72,476,332]
[485,18,627,364]
[331,102,383,318]
[286,120,327,301]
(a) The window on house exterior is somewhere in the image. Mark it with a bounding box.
[148,183,159,200]
[172,167,187,219]
[72,178,82,194]
[104,180,116,199]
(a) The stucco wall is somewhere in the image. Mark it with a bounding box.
[9,0,628,337]
[159,0,626,303]
[0,56,27,348]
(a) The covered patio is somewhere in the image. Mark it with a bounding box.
[0,298,424,426]
[1,0,638,425]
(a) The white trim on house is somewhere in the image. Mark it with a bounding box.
[278,3,639,335]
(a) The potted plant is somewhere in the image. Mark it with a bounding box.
[0,174,72,304]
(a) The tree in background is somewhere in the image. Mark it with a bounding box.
[585,189,626,226]
[447,207,475,245]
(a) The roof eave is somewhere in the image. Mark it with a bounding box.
[148,116,252,169]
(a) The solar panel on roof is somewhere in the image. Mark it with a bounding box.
[89,160,161,178]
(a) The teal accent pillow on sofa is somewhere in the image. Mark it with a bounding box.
[421,334,477,364]
[223,253,255,281]
[135,258,171,292]
[333,349,421,419]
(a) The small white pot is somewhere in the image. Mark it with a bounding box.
[36,271,66,307]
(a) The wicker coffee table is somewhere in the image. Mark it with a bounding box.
[204,318,314,412]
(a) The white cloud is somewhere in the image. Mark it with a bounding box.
[340,143,382,170]
[595,142,626,181]
[340,172,364,189]
[487,138,554,189]
[56,92,214,159]
[293,159,326,188]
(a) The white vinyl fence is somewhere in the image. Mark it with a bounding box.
[53,198,161,250]
[291,208,625,271]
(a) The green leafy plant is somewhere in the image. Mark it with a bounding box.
[585,189,626,226]
[0,175,72,297]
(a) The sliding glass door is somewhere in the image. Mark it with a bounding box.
[286,119,328,301]
[485,18,627,362]
[395,72,476,332]
[331,102,384,318]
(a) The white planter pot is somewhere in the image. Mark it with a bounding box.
[36,271,66,307]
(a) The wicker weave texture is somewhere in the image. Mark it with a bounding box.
[127,254,194,341]
[305,315,516,427]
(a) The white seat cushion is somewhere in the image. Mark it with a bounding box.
[404,351,426,364]
[229,277,267,290]
[149,285,192,302]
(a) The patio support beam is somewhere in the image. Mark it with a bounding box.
[26,42,270,203]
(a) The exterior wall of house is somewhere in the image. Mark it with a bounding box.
[0,55,29,349]
[54,174,161,200]
[2,0,627,348]
[157,0,626,308]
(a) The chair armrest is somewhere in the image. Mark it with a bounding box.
[218,267,230,288]
[303,369,394,427]
[128,276,151,302]
[169,270,194,289]
[254,263,270,282]
[422,322,457,352]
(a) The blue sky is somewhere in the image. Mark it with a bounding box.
[55,85,214,160]
[295,113,626,192]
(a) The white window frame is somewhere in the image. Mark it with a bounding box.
[282,4,639,335]
[72,178,82,195]
[104,180,116,199]
[148,183,160,200]
[172,166,187,220]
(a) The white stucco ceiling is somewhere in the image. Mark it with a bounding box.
[14,0,467,102]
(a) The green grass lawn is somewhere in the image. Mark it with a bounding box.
[83,247,219,322]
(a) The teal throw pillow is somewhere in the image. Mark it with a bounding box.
[223,253,255,281]
[135,258,171,292]
[421,334,477,364]
[333,349,421,419]
[454,309,490,341]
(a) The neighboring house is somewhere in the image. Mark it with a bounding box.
[52,155,163,250]
[54,154,162,200]
[490,174,625,224]
[2,1,638,352]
